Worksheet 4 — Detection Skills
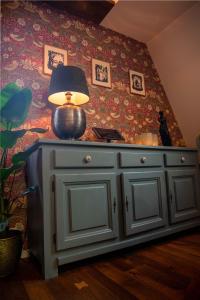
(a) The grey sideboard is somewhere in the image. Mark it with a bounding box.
[26,139,200,279]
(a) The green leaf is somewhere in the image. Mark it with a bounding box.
[0,128,48,150]
[12,150,31,164]
[0,162,25,182]
[0,83,21,110]
[0,130,26,149]
[29,128,48,134]
[0,84,32,129]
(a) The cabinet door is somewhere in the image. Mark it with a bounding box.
[54,173,118,250]
[121,171,167,236]
[167,169,200,224]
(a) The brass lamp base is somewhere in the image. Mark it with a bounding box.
[52,104,86,139]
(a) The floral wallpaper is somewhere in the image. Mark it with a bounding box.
[1,1,184,146]
[1,1,184,240]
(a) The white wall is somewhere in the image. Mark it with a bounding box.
[148,3,200,147]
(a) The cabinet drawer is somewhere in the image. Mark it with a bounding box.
[119,152,163,167]
[165,152,197,166]
[54,150,115,168]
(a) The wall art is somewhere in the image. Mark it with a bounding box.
[44,45,67,75]
[129,70,145,96]
[92,58,111,88]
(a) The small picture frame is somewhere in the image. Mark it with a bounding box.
[92,58,111,88]
[129,70,145,96]
[44,45,67,75]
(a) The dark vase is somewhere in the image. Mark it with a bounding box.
[158,111,172,146]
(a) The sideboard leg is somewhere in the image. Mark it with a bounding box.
[42,258,58,280]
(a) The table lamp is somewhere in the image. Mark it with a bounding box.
[48,65,89,139]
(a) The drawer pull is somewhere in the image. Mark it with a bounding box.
[181,156,185,163]
[140,156,147,163]
[84,155,92,163]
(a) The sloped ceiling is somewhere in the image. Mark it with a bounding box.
[46,1,197,43]
[101,1,197,42]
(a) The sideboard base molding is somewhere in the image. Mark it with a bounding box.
[57,220,200,266]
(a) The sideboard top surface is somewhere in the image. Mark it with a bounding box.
[26,138,198,153]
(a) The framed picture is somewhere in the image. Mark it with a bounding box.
[129,70,145,96]
[92,58,111,88]
[44,45,67,75]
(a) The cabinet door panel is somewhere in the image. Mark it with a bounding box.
[54,173,118,250]
[133,181,160,220]
[122,171,167,236]
[69,185,108,231]
[167,169,200,224]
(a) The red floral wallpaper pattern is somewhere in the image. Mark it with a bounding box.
[1,1,184,149]
[1,1,185,237]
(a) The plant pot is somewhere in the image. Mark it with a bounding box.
[0,230,22,277]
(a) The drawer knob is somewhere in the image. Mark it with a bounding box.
[84,155,92,163]
[141,156,147,163]
[181,156,185,163]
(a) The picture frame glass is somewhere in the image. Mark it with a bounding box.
[44,45,67,75]
[92,59,111,88]
[129,70,145,96]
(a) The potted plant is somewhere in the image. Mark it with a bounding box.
[0,83,47,277]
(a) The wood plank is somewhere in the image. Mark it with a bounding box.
[168,243,200,261]
[140,246,200,277]
[23,281,55,300]
[1,229,200,300]
[95,261,169,299]
[127,254,190,290]
[155,244,200,268]
[58,268,97,300]
[45,277,73,300]
[184,279,200,300]
[74,265,132,300]
[87,265,136,300]
[0,279,29,300]
[128,265,183,300]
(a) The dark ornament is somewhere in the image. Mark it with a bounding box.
[158,111,172,146]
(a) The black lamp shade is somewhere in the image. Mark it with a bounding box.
[48,65,89,106]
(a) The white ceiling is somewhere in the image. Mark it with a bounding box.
[101,0,197,43]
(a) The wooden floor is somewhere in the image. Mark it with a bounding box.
[1,228,200,300]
